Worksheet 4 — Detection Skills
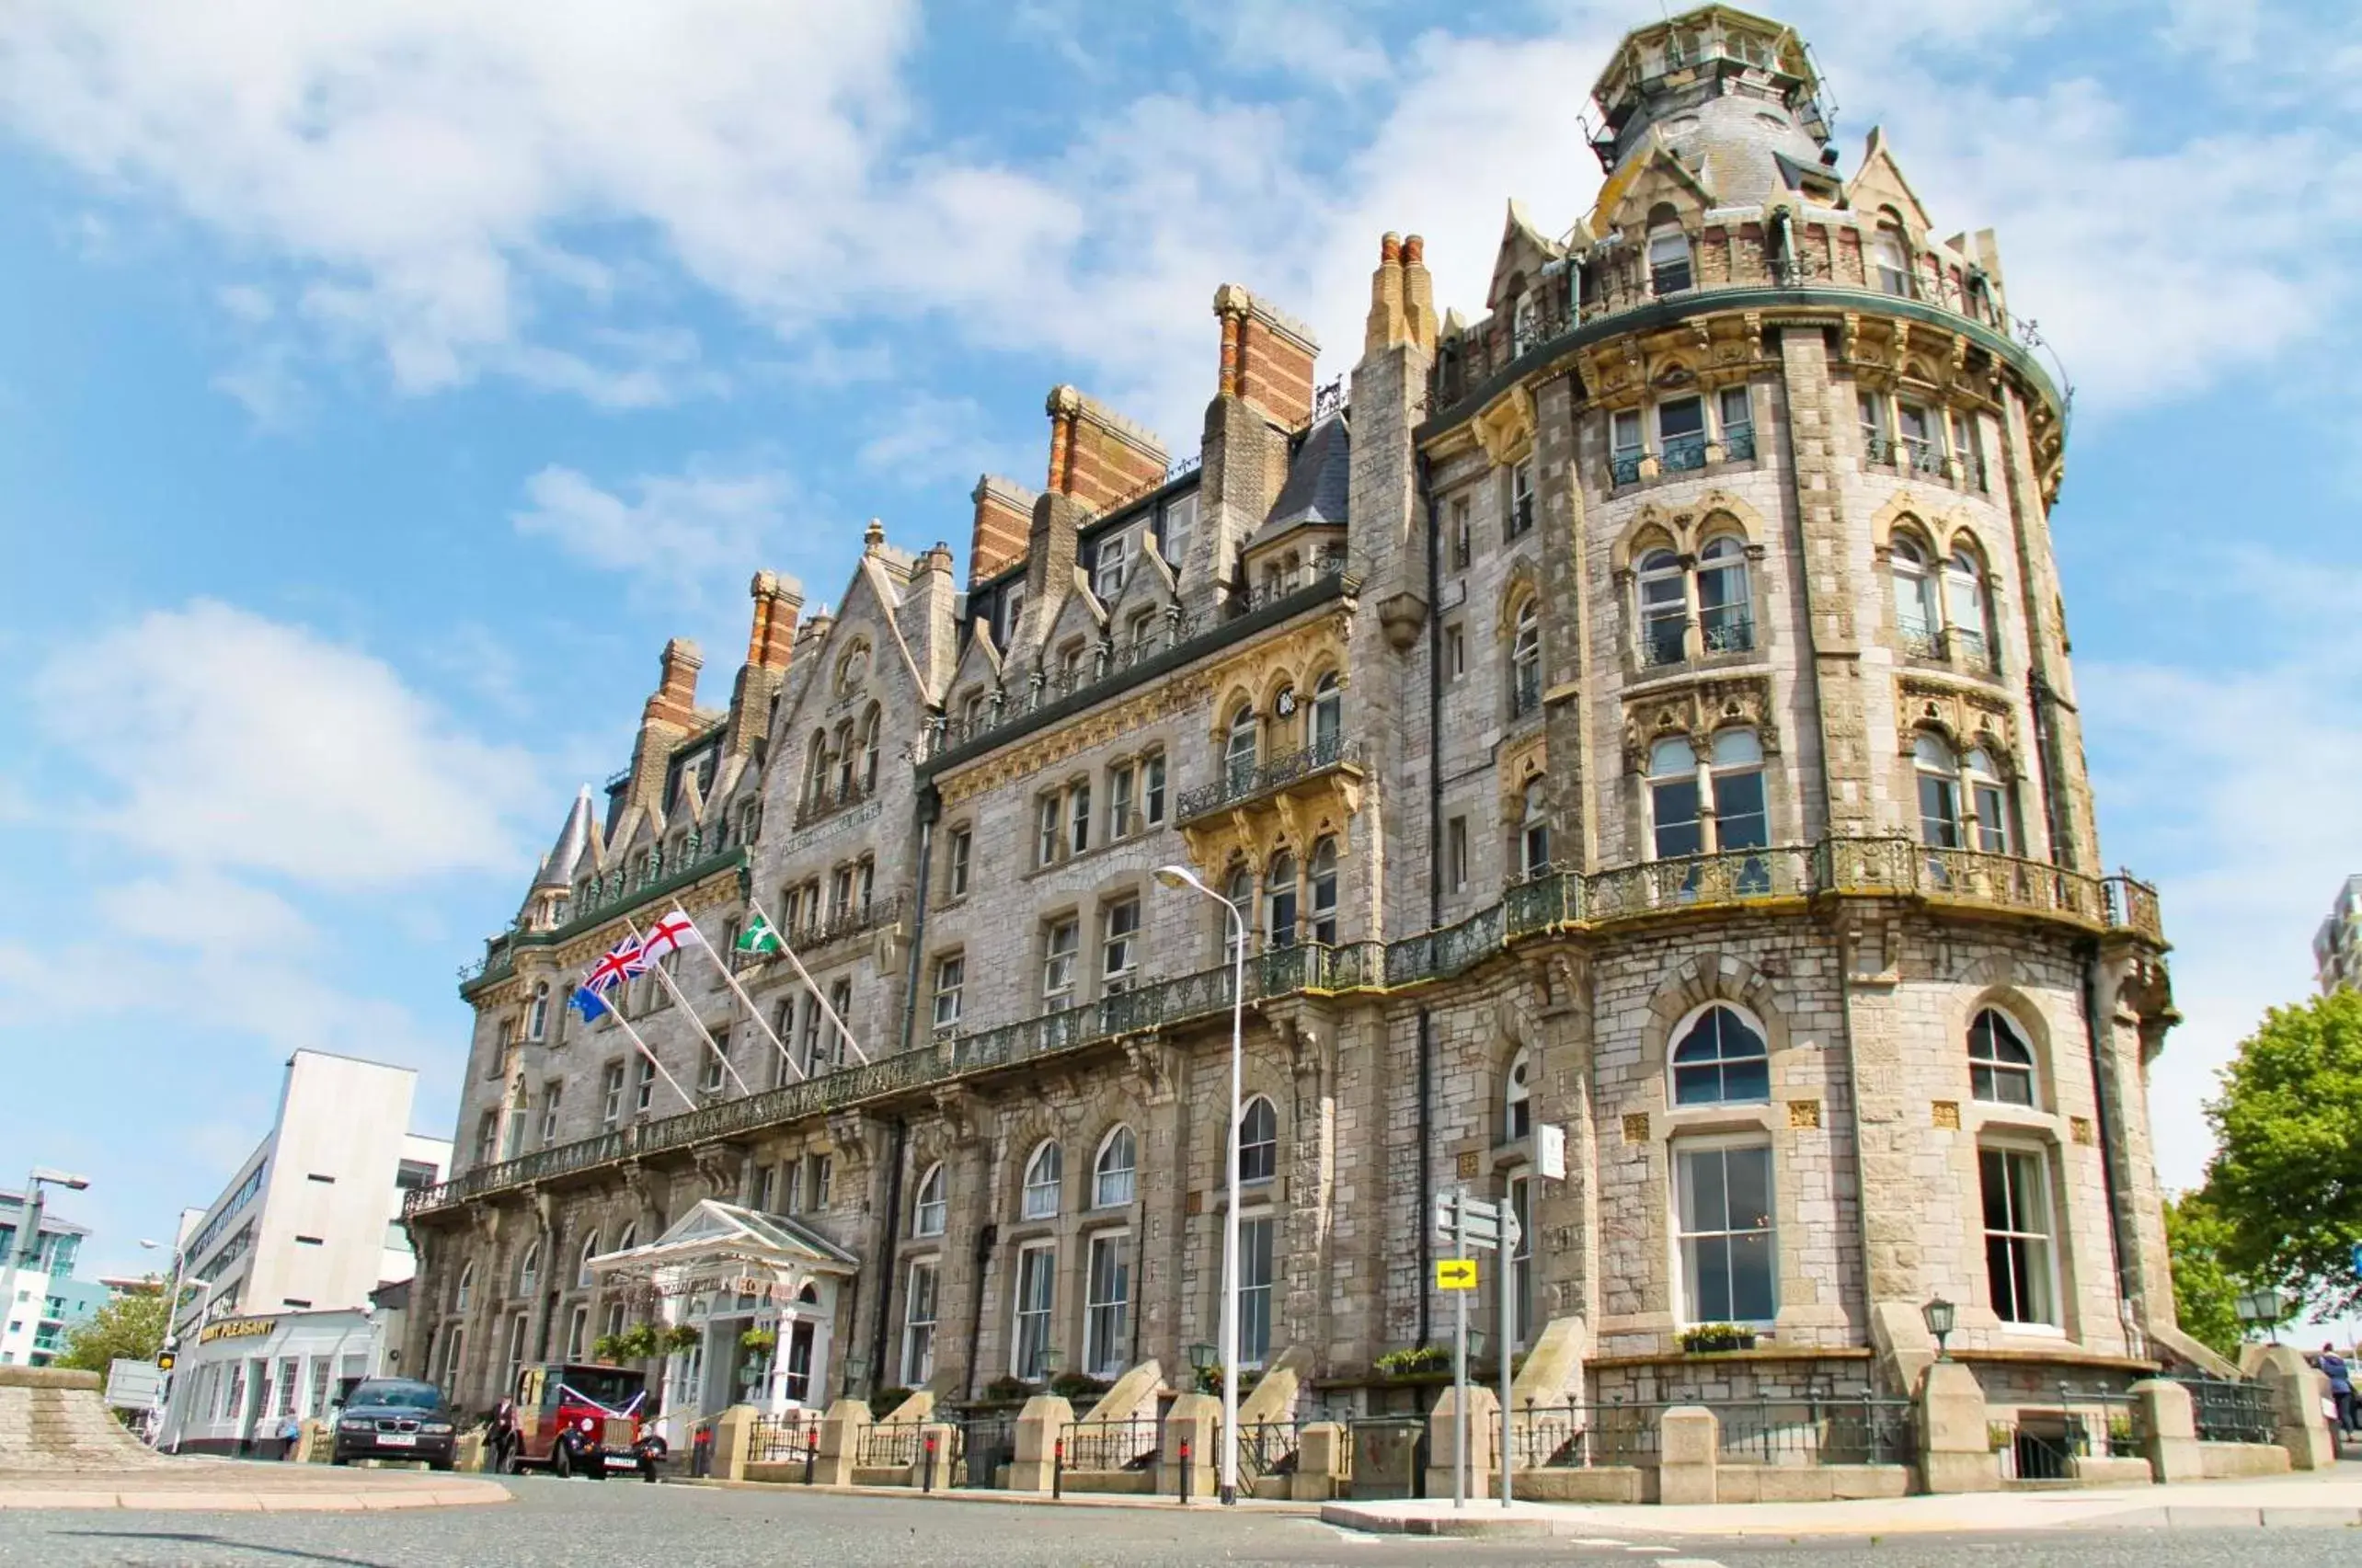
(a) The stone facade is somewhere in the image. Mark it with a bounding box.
[406,5,2192,1432]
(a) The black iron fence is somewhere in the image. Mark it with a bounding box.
[1064,1414,1159,1471]
[2172,1376,2276,1445]
[858,1422,926,1469]
[1991,1384,2147,1480]
[1236,1420,1298,1479]
[1714,1391,1917,1467]
[749,1411,821,1464]
[1509,1400,1667,1469]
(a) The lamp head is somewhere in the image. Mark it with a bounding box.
[29,1168,90,1191]
[1187,1341,1215,1372]
[1921,1297,1956,1338]
[1153,864,1206,894]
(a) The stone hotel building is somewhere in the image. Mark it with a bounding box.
[405,6,2206,1435]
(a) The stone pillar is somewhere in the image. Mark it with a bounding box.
[1161,1391,1221,1498]
[1915,1361,1996,1494]
[2252,1345,2336,1471]
[1656,1405,1718,1505]
[2130,1378,2201,1483]
[1007,1393,1072,1493]
[1290,1421,1348,1502]
[712,1405,757,1482]
[1423,1384,1498,1499]
[911,1422,957,1490]
[812,1397,872,1487]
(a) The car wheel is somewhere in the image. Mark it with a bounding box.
[430,1457,454,1473]
[553,1444,573,1481]
[330,1451,350,1468]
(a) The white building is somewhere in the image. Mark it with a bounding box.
[157,1306,385,1456]
[0,1195,91,1368]
[169,1050,450,1348]
[2315,875,2362,996]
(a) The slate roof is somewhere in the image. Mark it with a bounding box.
[532,785,597,890]
[1244,412,1350,553]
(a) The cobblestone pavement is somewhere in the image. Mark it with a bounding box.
[0,1474,2358,1567]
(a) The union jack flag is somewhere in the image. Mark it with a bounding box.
[581,933,648,996]
[638,910,698,960]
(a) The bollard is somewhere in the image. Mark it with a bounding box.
[923,1431,936,1494]
[1179,1437,1192,1505]
[1052,1436,1064,1501]
[804,1428,818,1487]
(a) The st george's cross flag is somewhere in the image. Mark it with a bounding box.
[637,910,698,959]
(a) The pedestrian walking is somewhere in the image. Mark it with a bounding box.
[2322,1344,2355,1437]
[489,1396,520,1472]
[279,1411,303,1461]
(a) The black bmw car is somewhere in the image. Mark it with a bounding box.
[330,1378,458,1470]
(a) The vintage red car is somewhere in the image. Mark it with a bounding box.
[503,1362,666,1480]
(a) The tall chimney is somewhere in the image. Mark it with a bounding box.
[1402,234,1437,353]
[1042,384,1167,512]
[969,475,1038,583]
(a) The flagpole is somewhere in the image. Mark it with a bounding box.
[624,914,753,1098]
[600,997,698,1114]
[745,894,871,1067]
[670,903,806,1083]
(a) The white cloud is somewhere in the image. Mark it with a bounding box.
[855,394,1007,491]
[2080,553,2362,1187]
[6,0,2351,428]
[28,599,538,887]
[512,460,793,605]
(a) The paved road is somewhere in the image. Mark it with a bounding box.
[0,1473,2355,1566]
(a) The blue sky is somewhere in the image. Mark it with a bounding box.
[2,0,2356,1279]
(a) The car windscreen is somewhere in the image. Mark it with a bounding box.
[552,1367,646,1412]
[348,1379,442,1411]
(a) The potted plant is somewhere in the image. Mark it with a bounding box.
[1677,1323,1758,1355]
[871,1386,914,1420]
[1372,1345,1452,1381]
[598,1322,663,1362]
[1049,1371,1109,1403]
[739,1327,778,1354]
[662,1323,703,1356]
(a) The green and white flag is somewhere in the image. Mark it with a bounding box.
[736,913,785,956]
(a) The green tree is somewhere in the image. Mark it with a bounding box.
[2163,1191,2244,1361]
[55,1280,170,1375]
[2203,990,2362,1315]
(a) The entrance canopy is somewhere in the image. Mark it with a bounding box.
[588,1199,858,1307]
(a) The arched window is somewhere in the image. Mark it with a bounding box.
[1914,734,1963,848]
[1697,536,1752,654]
[1944,549,1990,666]
[1505,1047,1533,1141]
[1266,850,1300,949]
[1309,837,1340,945]
[1093,1127,1137,1208]
[1510,599,1542,717]
[860,704,883,793]
[807,730,833,807]
[1891,537,1938,652]
[1873,214,1912,297]
[1223,863,1255,963]
[1670,1004,1771,1104]
[1225,703,1258,787]
[454,1264,475,1313]
[1511,289,1541,354]
[912,1162,946,1237]
[1647,214,1693,295]
[1239,1096,1278,1183]
[1022,1141,1061,1220]
[1709,728,1768,852]
[577,1233,599,1289]
[518,1242,539,1294]
[1964,747,2013,855]
[1518,778,1551,881]
[1311,672,1342,755]
[1969,1009,2036,1105]
[527,984,550,1043]
[1638,548,1687,667]
[615,1222,636,1254]
[1649,738,1703,859]
[832,721,856,795]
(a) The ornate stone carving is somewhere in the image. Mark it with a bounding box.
[1621,673,1780,773]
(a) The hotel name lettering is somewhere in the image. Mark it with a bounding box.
[198,1316,278,1345]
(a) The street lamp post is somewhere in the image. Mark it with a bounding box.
[1154,864,1246,1506]
[138,1239,188,1358]
[0,1167,90,1365]
[1921,1297,1955,1362]
[2235,1287,2294,1345]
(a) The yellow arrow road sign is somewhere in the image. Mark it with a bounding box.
[1434,1258,1478,1290]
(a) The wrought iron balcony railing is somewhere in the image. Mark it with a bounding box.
[1700,609,1755,656]
[1175,735,1362,823]
[1660,435,1708,474]
[411,839,2162,1218]
[794,774,876,829]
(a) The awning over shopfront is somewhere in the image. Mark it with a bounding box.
[587,1200,858,1306]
